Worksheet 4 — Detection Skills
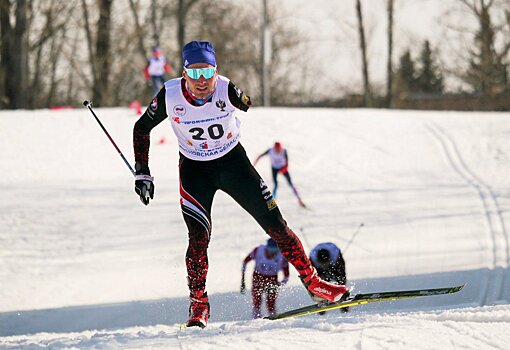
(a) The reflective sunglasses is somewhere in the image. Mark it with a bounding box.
[184,66,217,80]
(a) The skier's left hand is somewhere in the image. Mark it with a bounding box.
[279,165,288,174]
[279,277,289,287]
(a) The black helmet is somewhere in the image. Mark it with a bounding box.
[266,238,279,254]
[317,248,331,264]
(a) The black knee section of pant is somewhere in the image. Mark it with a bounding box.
[254,207,287,232]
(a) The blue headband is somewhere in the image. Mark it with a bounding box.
[182,41,216,68]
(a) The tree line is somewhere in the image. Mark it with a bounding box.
[359,0,509,109]
[0,0,509,110]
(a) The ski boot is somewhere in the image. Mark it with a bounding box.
[299,267,347,303]
[186,290,210,328]
[252,306,262,319]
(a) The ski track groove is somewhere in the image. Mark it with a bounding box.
[426,122,509,306]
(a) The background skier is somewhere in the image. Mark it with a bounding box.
[241,238,290,318]
[254,141,306,208]
[310,242,348,312]
[144,46,172,96]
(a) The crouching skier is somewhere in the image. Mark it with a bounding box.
[132,41,347,328]
[310,242,349,313]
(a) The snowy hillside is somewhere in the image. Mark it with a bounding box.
[1,107,510,349]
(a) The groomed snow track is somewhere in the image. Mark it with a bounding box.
[426,122,509,305]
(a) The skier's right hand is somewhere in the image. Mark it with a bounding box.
[135,174,154,205]
[134,162,154,205]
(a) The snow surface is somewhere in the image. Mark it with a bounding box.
[1,106,510,349]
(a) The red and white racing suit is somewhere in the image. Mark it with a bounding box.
[242,244,289,318]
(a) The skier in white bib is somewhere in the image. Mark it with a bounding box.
[254,142,306,208]
[144,46,172,96]
[132,41,346,328]
[241,238,289,318]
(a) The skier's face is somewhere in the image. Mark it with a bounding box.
[266,246,278,257]
[183,63,218,99]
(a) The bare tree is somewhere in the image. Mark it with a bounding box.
[462,0,509,93]
[29,1,51,107]
[45,30,65,106]
[0,0,29,109]
[186,1,259,96]
[82,0,113,107]
[0,0,12,107]
[386,0,394,107]
[65,32,79,105]
[12,0,28,108]
[3,0,400,109]
[150,0,158,47]
[267,12,312,105]
[128,0,149,61]
[108,23,150,105]
[173,0,202,69]
[27,1,73,108]
[95,0,113,106]
[356,0,371,107]
[442,0,510,93]
[152,0,202,72]
[177,0,185,68]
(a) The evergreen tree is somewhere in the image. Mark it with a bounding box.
[416,40,443,93]
[464,4,507,94]
[397,50,417,93]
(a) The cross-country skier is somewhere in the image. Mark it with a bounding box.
[144,46,172,96]
[254,142,306,208]
[241,238,289,318]
[310,242,348,312]
[132,41,347,328]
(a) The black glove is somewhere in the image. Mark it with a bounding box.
[278,276,289,288]
[135,174,154,205]
[134,162,154,205]
[135,162,154,205]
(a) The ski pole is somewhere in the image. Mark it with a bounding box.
[83,100,136,177]
[343,223,364,254]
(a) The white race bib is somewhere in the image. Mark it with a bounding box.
[165,75,241,161]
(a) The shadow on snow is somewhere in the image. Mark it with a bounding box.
[1,267,509,337]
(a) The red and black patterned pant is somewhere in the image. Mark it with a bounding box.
[251,271,279,318]
[179,143,311,293]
